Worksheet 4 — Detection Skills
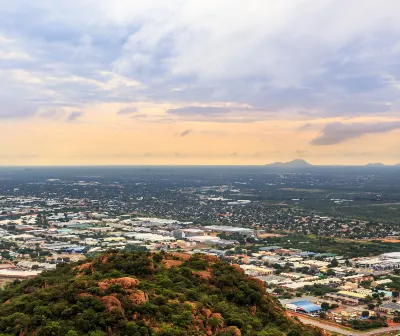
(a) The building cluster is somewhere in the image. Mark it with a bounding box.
[1,187,400,332]
[229,247,400,324]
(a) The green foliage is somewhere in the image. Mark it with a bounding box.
[0,252,322,336]
[265,234,400,258]
[320,302,330,310]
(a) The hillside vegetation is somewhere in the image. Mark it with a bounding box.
[0,251,322,336]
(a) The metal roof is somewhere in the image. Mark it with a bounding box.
[291,300,322,313]
[381,302,400,310]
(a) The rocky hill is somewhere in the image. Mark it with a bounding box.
[265,159,313,168]
[0,251,323,336]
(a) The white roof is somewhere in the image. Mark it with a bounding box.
[0,269,40,277]
[382,252,400,259]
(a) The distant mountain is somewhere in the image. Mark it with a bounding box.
[265,159,312,168]
[365,163,385,167]
[0,251,322,336]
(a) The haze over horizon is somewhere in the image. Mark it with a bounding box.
[2,1,400,165]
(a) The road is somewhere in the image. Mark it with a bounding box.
[297,315,400,335]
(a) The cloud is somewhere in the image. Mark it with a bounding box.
[166,105,266,123]
[38,108,66,120]
[117,106,138,115]
[176,129,193,137]
[2,1,400,121]
[311,121,400,146]
[167,106,236,117]
[297,123,314,131]
[66,111,83,122]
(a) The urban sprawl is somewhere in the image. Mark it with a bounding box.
[2,170,400,334]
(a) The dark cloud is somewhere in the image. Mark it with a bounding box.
[66,111,83,122]
[311,121,400,146]
[117,106,138,115]
[176,129,193,137]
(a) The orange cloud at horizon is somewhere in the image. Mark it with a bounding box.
[1,103,400,166]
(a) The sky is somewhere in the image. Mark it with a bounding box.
[1,0,400,165]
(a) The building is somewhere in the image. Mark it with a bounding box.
[256,275,291,286]
[260,246,282,252]
[240,265,274,276]
[0,269,40,280]
[372,279,392,287]
[379,302,400,315]
[325,290,367,306]
[203,225,254,236]
[172,230,185,239]
[342,274,373,284]
[284,300,322,316]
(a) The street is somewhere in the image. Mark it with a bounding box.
[297,315,400,336]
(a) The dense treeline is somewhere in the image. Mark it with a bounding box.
[265,234,400,258]
[0,251,322,336]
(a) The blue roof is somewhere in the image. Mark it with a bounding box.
[291,301,322,313]
[378,290,393,297]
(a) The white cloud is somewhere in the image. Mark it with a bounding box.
[1,1,400,120]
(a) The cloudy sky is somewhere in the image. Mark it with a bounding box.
[1,0,400,165]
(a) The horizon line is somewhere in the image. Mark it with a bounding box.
[0,163,399,168]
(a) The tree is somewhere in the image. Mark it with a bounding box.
[66,331,79,336]
[328,258,339,268]
[88,332,106,336]
[258,327,285,336]
[326,269,335,277]
[37,321,62,336]
[1,251,11,260]
[393,291,399,298]
[321,302,330,311]
[361,311,370,318]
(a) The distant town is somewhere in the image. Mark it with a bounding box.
[2,166,400,334]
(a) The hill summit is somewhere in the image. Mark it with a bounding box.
[365,163,385,167]
[0,251,322,336]
[265,159,312,168]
